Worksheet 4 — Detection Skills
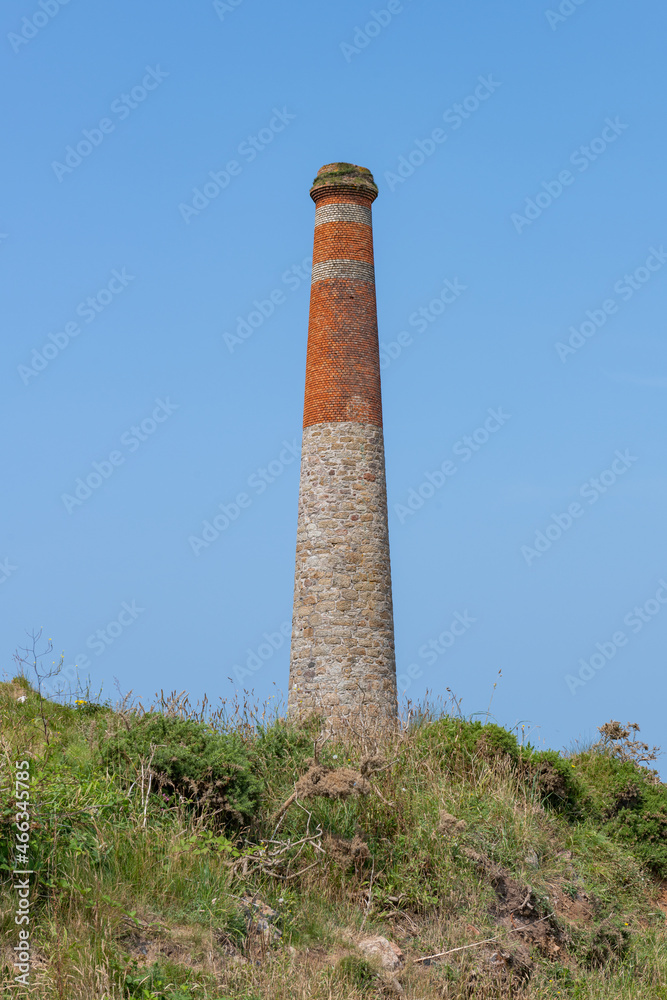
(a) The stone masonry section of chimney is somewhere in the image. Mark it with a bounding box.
[288,163,398,726]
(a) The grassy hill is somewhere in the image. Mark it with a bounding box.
[1,675,667,999]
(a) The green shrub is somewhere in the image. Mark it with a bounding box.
[73,699,110,717]
[522,749,582,813]
[335,954,377,991]
[414,718,588,811]
[568,750,667,876]
[124,962,169,998]
[249,717,322,776]
[122,961,201,998]
[582,919,631,967]
[574,754,645,819]
[415,717,522,764]
[474,722,522,762]
[100,713,261,827]
[604,800,667,877]
[222,906,249,947]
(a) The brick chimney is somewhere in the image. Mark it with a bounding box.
[288,163,397,727]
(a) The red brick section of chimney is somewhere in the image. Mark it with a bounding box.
[288,163,397,730]
[305,172,382,427]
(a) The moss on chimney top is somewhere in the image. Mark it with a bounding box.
[311,163,378,197]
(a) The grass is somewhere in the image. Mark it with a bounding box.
[1,674,666,998]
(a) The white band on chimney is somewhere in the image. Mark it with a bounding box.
[311,259,375,285]
[315,203,372,228]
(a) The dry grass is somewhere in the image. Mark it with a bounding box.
[1,679,666,998]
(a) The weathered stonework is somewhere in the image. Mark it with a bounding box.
[288,163,397,728]
[311,259,376,284]
[315,202,372,227]
[288,422,397,722]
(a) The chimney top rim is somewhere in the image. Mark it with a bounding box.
[310,162,378,202]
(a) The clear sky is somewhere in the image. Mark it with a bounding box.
[2,0,666,770]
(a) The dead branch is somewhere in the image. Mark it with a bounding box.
[413,911,556,964]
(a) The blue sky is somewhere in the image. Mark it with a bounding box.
[2,0,666,770]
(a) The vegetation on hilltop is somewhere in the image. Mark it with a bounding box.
[1,672,666,999]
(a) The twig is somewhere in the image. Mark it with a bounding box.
[516,891,533,914]
[414,936,500,963]
[281,860,320,880]
[265,832,325,853]
[372,784,394,808]
[270,809,287,840]
[413,911,556,964]
[313,732,331,763]
[271,791,297,825]
[359,858,375,932]
[368,756,399,774]
[229,827,325,878]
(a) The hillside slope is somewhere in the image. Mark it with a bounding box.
[1,677,667,999]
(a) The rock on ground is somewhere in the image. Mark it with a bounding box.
[358,935,404,970]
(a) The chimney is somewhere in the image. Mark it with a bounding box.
[288,163,397,728]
